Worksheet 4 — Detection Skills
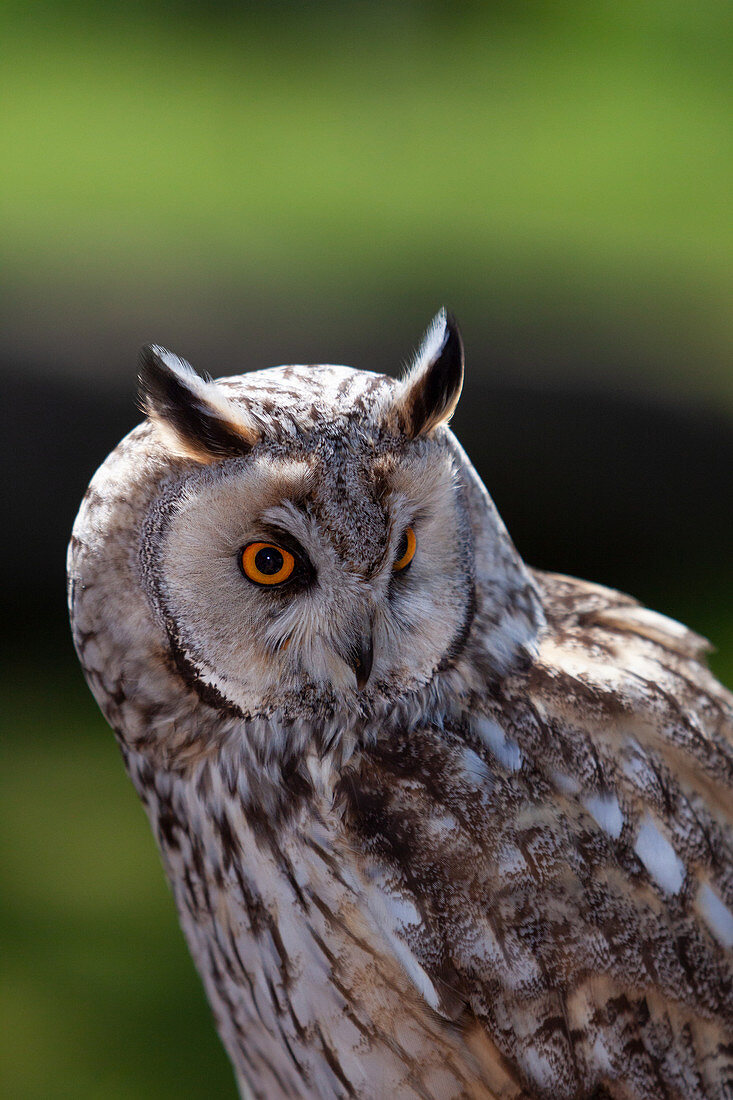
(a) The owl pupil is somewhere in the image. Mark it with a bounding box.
[396,532,408,560]
[255,547,284,575]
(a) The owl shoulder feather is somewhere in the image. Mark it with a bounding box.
[340,569,733,1097]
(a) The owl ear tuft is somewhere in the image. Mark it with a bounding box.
[392,310,464,438]
[138,345,260,462]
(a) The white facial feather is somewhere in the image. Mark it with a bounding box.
[146,436,477,718]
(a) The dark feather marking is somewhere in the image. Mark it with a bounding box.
[156,801,182,851]
[210,916,245,988]
[182,865,201,916]
[654,656,733,729]
[245,811,310,908]
[231,864,292,988]
[280,754,316,804]
[399,313,464,439]
[323,965,438,1093]
[305,921,338,968]
[190,834,213,915]
[223,1003,290,1100]
[305,889,412,1004]
[436,582,477,673]
[138,345,255,459]
[214,812,241,871]
[205,943,242,1037]
[231,865,269,937]
[302,834,356,891]
[314,1023,357,1098]
[164,628,244,720]
[106,678,127,709]
[265,973,285,1016]
[278,856,309,911]
[227,930,271,1032]
[247,1041,290,1099]
[231,1039,258,1080]
[286,1000,309,1044]
[273,1011,309,1083]
[339,1001,374,1042]
[629,670,733,779]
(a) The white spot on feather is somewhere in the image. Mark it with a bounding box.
[427,811,459,841]
[697,883,733,948]
[634,814,685,894]
[362,866,441,1011]
[458,745,493,788]
[588,1034,615,1076]
[496,843,527,880]
[583,793,624,839]
[473,716,523,771]
[519,1046,555,1091]
[551,770,580,795]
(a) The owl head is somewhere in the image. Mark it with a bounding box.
[70,311,543,749]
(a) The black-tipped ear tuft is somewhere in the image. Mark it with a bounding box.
[138,345,259,462]
[391,310,464,438]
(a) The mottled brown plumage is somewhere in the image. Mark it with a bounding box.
[69,313,733,1098]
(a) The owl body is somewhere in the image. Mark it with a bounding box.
[69,315,733,1099]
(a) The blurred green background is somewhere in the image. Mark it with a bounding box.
[2,2,732,1097]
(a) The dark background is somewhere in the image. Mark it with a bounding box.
[3,3,731,1096]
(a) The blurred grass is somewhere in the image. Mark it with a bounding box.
[3,5,730,274]
[2,1,732,397]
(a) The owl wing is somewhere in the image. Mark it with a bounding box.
[339,571,733,1100]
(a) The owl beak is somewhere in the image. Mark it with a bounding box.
[349,632,374,691]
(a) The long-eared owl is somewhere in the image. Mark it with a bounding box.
[68,312,733,1099]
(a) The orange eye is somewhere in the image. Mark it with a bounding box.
[241,542,296,586]
[393,526,416,571]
